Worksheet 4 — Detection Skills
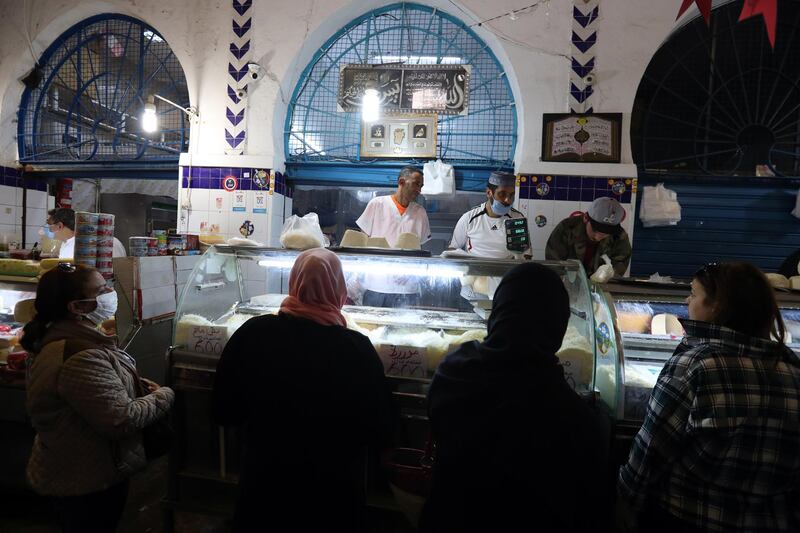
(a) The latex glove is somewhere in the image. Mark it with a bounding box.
[590,254,615,284]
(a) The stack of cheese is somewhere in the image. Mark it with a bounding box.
[0,259,40,277]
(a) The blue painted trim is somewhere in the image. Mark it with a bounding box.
[283,2,518,170]
[285,162,513,192]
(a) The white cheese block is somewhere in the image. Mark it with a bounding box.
[650,313,684,336]
[765,273,790,289]
[341,230,367,248]
[366,237,390,248]
[790,276,800,290]
[395,232,421,250]
[557,325,594,388]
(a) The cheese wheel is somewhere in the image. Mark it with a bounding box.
[395,232,421,250]
[340,230,367,248]
[616,311,652,334]
[790,276,800,290]
[366,237,390,249]
[650,313,684,336]
[765,273,790,289]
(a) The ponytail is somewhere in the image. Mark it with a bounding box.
[20,265,97,353]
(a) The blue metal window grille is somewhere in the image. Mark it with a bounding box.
[285,3,517,167]
[18,14,190,164]
[633,0,800,176]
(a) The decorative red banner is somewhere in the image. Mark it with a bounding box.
[739,0,778,48]
[677,0,712,23]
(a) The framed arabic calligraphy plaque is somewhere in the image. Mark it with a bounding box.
[542,113,622,163]
[360,114,437,158]
[338,64,470,115]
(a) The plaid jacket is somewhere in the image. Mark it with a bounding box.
[618,319,800,532]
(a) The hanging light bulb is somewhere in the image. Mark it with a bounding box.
[142,95,158,133]
[362,85,380,123]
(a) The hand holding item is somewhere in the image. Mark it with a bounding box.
[100,318,117,336]
[140,377,161,394]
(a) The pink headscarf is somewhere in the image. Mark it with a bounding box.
[279,248,348,327]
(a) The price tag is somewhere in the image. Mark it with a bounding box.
[190,325,227,355]
[253,191,267,214]
[559,355,583,391]
[378,344,427,378]
[232,191,246,212]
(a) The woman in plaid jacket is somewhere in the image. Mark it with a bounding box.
[618,262,800,533]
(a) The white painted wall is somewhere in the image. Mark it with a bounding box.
[0,0,700,175]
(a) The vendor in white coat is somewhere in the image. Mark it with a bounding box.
[47,208,127,259]
[356,166,432,307]
[449,171,531,259]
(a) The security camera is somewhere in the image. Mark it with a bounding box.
[583,73,596,86]
[247,62,262,81]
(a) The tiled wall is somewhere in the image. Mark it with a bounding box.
[0,166,54,246]
[177,165,293,247]
[516,174,637,262]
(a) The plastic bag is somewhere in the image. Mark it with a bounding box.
[279,213,330,250]
[639,183,681,227]
[590,254,614,284]
[421,159,455,196]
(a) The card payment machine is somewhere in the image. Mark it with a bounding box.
[505,218,530,252]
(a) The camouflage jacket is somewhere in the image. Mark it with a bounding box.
[544,215,631,276]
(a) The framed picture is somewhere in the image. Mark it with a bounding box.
[360,114,437,158]
[541,113,622,163]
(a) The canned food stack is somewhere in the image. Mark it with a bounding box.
[128,237,150,257]
[96,214,115,280]
[74,212,98,269]
[153,230,168,256]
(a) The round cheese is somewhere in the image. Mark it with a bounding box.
[650,313,684,336]
[765,273,790,289]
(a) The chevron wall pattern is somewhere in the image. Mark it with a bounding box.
[226,0,253,155]
[570,0,599,113]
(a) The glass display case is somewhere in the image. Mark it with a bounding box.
[172,245,622,410]
[606,279,800,422]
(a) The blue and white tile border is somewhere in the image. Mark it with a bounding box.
[570,0,599,113]
[226,0,253,155]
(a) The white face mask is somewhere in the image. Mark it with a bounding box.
[75,290,118,325]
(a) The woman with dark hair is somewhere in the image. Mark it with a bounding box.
[618,261,800,533]
[419,262,610,533]
[23,264,174,532]
[213,248,394,532]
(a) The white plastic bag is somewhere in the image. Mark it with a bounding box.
[792,189,800,219]
[421,159,455,196]
[590,254,614,284]
[639,183,681,227]
[279,213,330,250]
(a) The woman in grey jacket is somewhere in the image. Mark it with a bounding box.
[22,264,174,532]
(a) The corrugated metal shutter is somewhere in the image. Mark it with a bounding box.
[631,174,800,277]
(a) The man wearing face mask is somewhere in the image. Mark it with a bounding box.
[46,208,126,259]
[545,196,632,277]
[449,171,531,259]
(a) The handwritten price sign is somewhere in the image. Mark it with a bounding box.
[378,344,427,378]
[191,325,227,355]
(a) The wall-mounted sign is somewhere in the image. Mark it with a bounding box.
[338,64,471,115]
[361,114,437,159]
[222,175,238,191]
[542,113,622,163]
[232,190,246,212]
[253,190,267,214]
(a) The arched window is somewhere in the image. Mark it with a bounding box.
[285,3,517,174]
[18,14,190,164]
[632,0,800,176]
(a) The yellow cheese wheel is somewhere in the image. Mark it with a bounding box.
[765,273,790,289]
[650,313,684,336]
[617,311,651,334]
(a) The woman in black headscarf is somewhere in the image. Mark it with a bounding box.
[419,263,610,533]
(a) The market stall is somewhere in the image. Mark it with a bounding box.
[163,245,623,526]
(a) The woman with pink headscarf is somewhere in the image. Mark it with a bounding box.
[213,249,394,532]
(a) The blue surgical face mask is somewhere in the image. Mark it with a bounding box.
[39,225,55,239]
[491,198,511,216]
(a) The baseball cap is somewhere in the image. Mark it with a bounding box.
[488,171,516,187]
[587,197,624,235]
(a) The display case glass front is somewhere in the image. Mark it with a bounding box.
[607,280,800,421]
[173,246,622,413]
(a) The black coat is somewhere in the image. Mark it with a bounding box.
[419,263,611,533]
[213,313,394,532]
